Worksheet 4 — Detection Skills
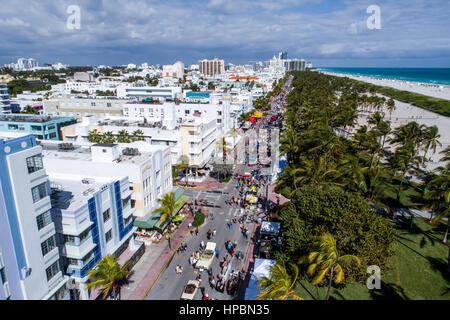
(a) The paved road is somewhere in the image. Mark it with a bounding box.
[144,76,292,301]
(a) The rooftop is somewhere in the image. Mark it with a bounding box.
[0,114,75,123]
[40,140,161,164]
[49,173,123,211]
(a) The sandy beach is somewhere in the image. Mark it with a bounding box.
[320,71,450,101]
[316,70,449,170]
[356,97,450,171]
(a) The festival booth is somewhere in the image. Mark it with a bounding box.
[244,258,276,300]
[258,222,281,258]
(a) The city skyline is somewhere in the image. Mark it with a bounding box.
[0,0,449,67]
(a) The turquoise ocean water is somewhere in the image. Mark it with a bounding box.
[317,68,450,86]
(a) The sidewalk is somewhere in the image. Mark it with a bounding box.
[121,214,194,300]
[176,177,228,190]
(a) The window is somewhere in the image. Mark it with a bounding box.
[31,183,47,203]
[185,110,190,115]
[103,209,111,222]
[91,102,96,107]
[107,103,112,108]
[31,125,42,131]
[0,267,7,284]
[46,260,60,281]
[218,111,222,115]
[47,125,56,130]
[67,258,78,266]
[26,154,44,174]
[124,216,132,226]
[36,209,52,230]
[105,229,113,243]
[64,235,76,245]
[124,107,128,112]
[82,251,93,264]
[49,132,57,139]
[41,235,57,256]
[79,228,91,242]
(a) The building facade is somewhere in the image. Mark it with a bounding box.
[0,114,76,140]
[0,134,70,300]
[0,83,11,114]
[116,85,182,101]
[44,96,130,119]
[198,59,225,77]
[48,173,136,300]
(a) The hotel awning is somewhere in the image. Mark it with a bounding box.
[133,193,188,230]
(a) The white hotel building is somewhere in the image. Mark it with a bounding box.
[0,134,70,300]
[48,172,136,300]
[40,140,173,219]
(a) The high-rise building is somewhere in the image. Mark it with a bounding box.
[0,134,70,300]
[284,59,306,71]
[198,58,225,76]
[161,60,185,79]
[278,52,288,60]
[0,83,11,114]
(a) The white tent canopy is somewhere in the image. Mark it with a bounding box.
[244,258,276,300]
[260,221,280,236]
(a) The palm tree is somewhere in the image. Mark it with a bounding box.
[386,98,396,120]
[116,129,132,143]
[255,263,303,300]
[87,129,103,143]
[215,136,230,164]
[101,131,116,144]
[421,125,441,163]
[228,128,238,164]
[292,157,343,192]
[298,233,361,300]
[153,191,186,225]
[132,129,145,141]
[86,255,130,300]
[177,155,190,185]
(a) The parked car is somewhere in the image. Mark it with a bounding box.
[195,242,216,270]
[181,280,200,300]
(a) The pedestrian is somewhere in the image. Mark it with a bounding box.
[197,274,202,283]
[233,240,238,248]
[188,222,192,229]
[195,251,200,260]
[215,248,219,258]
[189,254,194,266]
[195,228,199,237]
[190,229,194,236]
[245,229,250,239]
[207,229,212,240]
[200,240,205,250]
[213,229,216,238]
[227,222,232,230]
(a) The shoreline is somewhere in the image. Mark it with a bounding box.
[318,70,450,101]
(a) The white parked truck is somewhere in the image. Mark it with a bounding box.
[195,242,216,270]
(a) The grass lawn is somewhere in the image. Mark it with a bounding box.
[294,217,450,300]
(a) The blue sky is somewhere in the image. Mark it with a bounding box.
[0,0,449,67]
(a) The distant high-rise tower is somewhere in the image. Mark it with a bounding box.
[278,52,288,60]
[0,83,11,114]
[198,58,225,76]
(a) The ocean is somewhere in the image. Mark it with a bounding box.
[317,68,450,86]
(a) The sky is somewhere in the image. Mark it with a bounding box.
[0,0,450,67]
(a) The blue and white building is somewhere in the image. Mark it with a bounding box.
[0,134,70,300]
[0,83,11,114]
[48,173,136,300]
[0,114,76,140]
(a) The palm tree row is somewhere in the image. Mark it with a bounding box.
[87,129,145,144]
[277,71,450,272]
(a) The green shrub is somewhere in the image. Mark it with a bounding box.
[280,186,395,281]
[192,212,206,228]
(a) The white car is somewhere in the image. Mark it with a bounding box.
[195,242,216,270]
[181,280,200,300]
